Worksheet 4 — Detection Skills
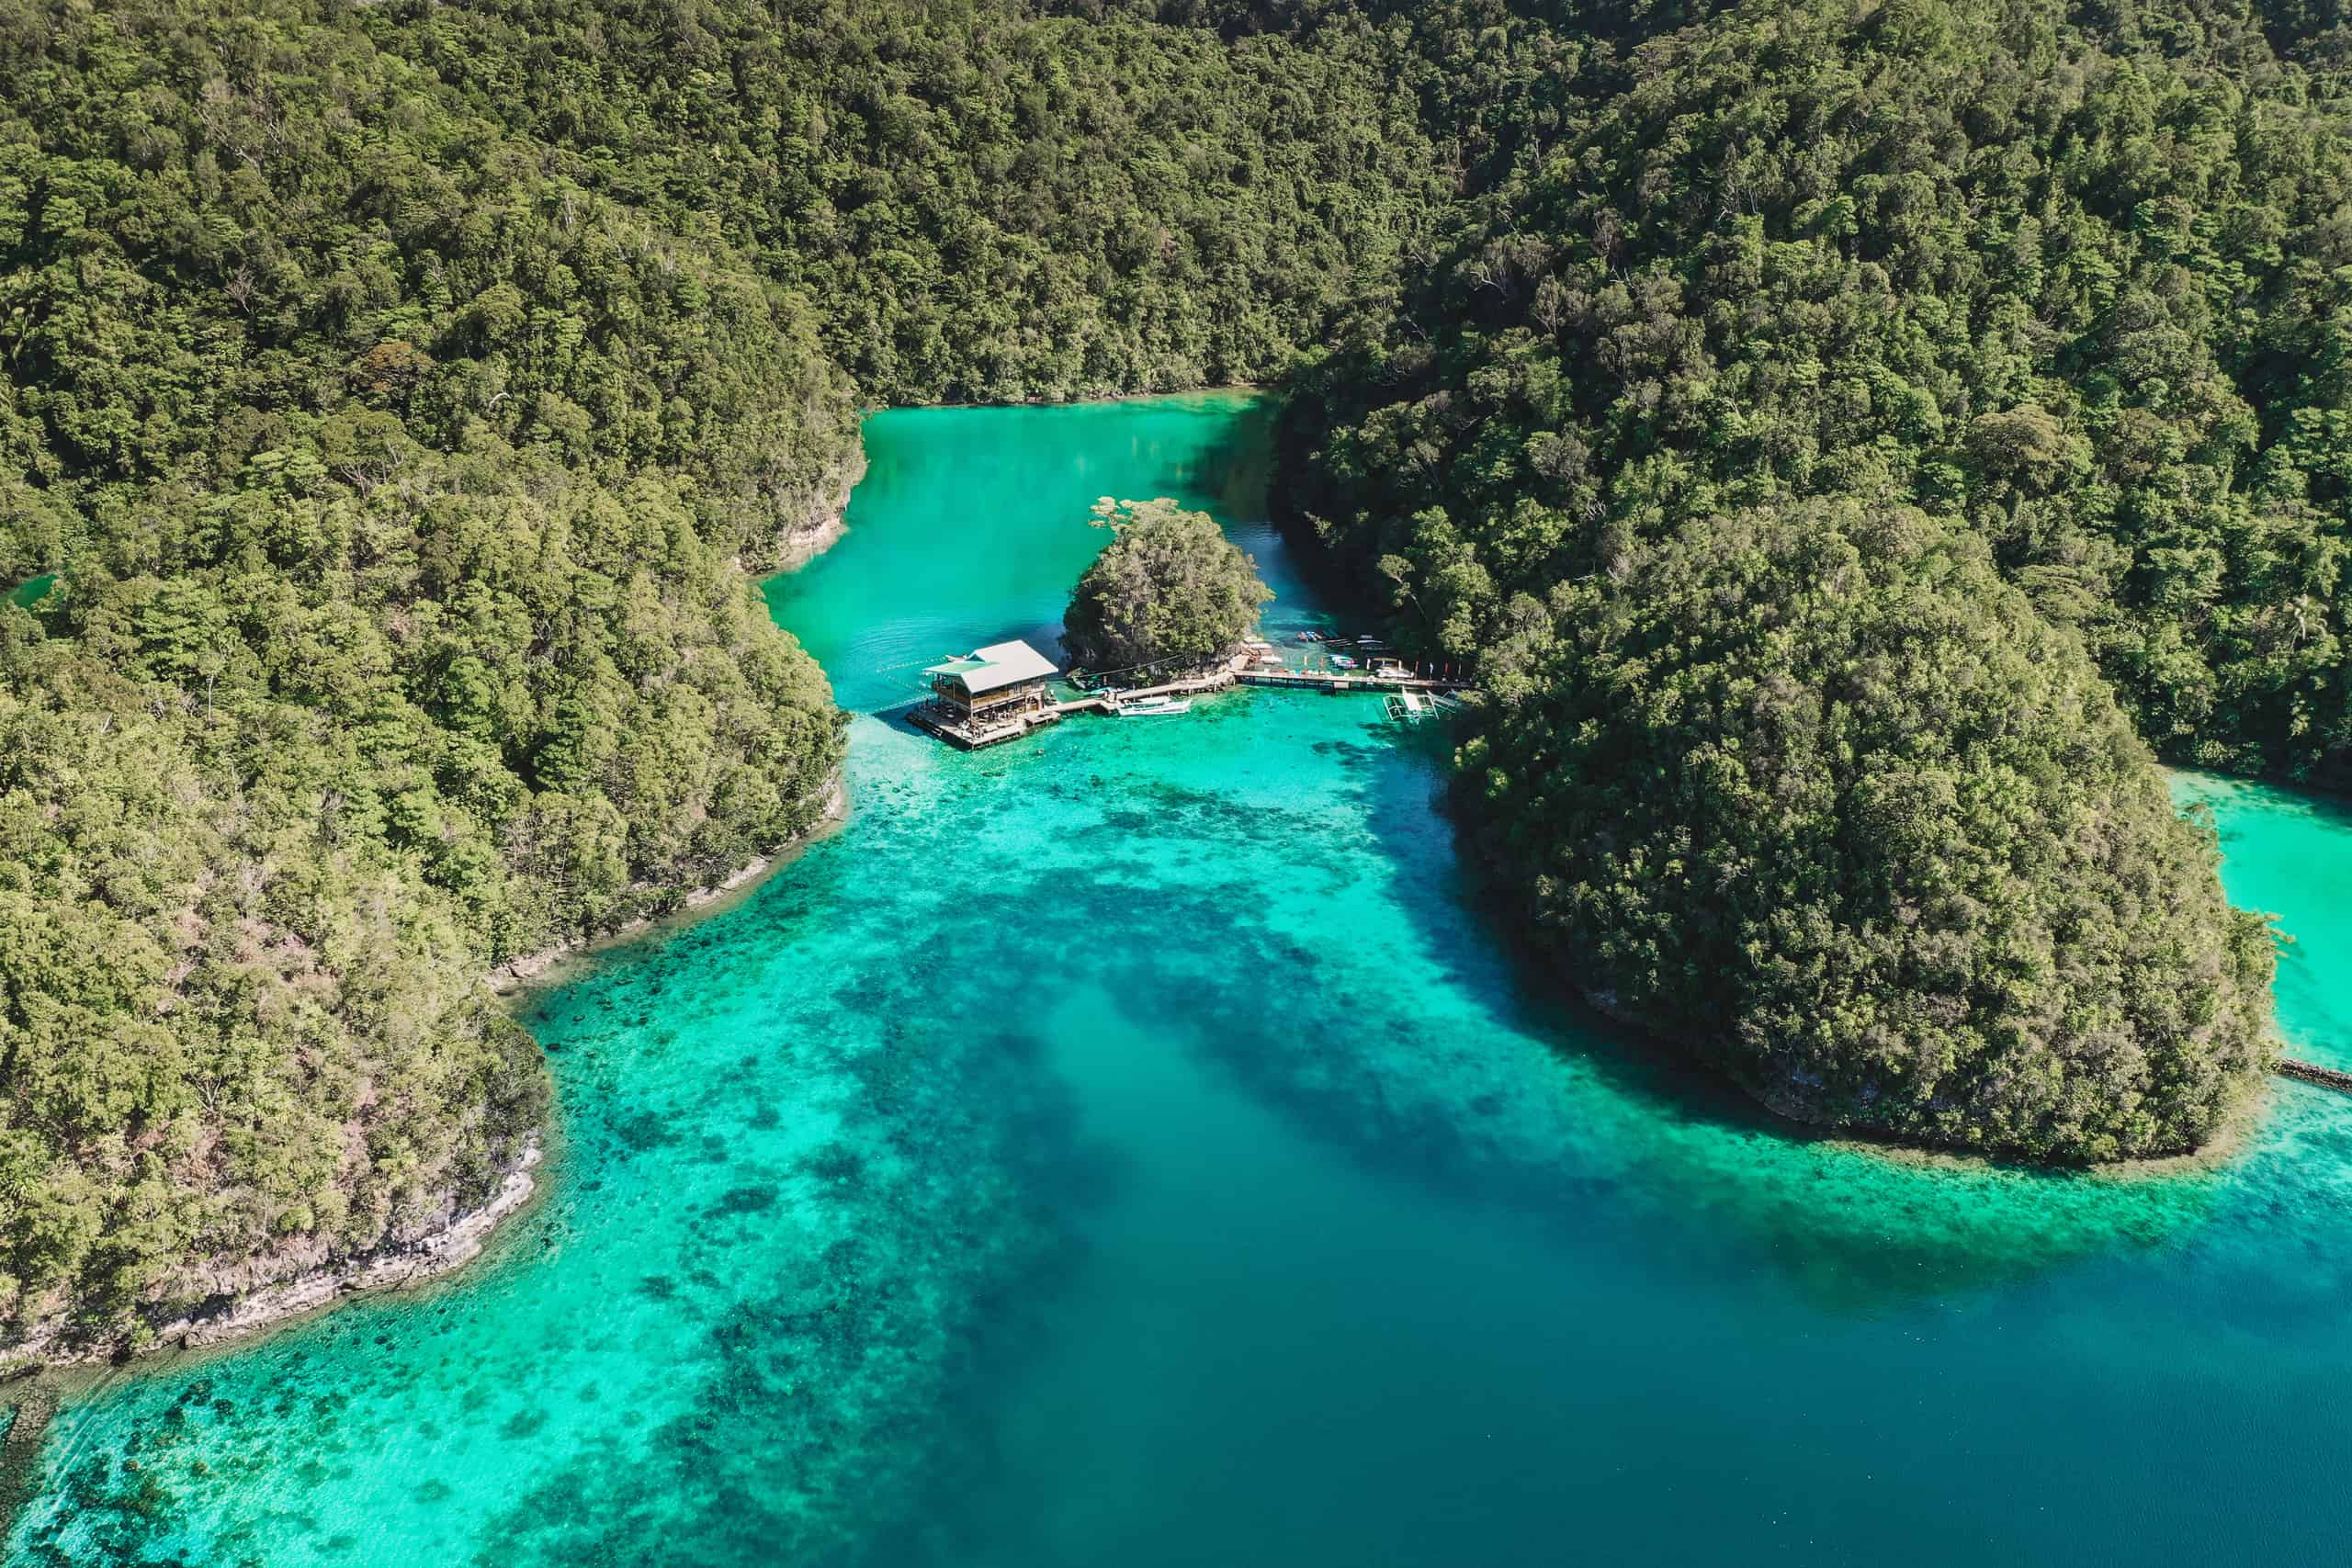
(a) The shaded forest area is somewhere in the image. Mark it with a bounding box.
[1279,0,2346,1156]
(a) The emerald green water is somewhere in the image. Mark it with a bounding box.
[15,392,2352,1564]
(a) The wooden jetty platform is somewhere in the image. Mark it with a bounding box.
[1045,660,1476,717]
[910,644,1478,749]
[1047,667,1238,716]
[2277,1056,2352,1092]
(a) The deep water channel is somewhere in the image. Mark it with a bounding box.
[13,392,2352,1566]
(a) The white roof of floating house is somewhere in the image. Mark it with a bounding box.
[924,639,1060,694]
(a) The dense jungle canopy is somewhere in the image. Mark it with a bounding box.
[1459,501,2276,1160]
[1279,0,2342,1153]
[0,0,2340,1347]
[1062,497,1273,671]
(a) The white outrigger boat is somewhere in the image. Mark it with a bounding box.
[1119,695,1193,716]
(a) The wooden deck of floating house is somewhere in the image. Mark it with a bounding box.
[910,703,1069,750]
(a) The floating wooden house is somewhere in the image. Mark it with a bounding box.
[912,639,1063,748]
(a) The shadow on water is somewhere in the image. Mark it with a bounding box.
[1196,394,1389,627]
[1170,389,1276,514]
[1135,702,2235,1315]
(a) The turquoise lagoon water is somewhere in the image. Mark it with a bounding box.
[2176,774,2352,1072]
[14,392,2352,1565]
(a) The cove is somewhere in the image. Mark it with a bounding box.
[12,392,2352,1565]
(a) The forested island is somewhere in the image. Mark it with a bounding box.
[0,0,2344,1354]
[1064,498,1273,671]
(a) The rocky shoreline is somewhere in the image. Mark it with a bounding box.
[153,1144,545,1358]
[4,1143,543,1371]
[753,440,866,574]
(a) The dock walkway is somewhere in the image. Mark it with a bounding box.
[1048,662,1476,716]
[1235,667,1477,695]
[912,649,1479,750]
[1048,668,1238,716]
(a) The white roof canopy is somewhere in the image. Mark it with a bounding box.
[925,639,1060,694]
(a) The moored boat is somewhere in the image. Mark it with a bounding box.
[1119,696,1193,716]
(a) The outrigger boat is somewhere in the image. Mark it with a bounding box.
[1119,695,1193,716]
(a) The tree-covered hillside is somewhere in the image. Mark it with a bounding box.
[376,0,1452,402]
[1062,497,1273,670]
[1284,0,2352,788]
[1275,0,2342,1155]
[0,0,1447,1349]
[0,0,861,1346]
[1464,502,2274,1160]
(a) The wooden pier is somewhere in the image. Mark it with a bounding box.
[1045,661,1476,715]
[1234,666,1477,696]
[909,645,1477,749]
[2277,1056,2352,1093]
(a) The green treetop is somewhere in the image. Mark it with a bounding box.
[1463,501,2278,1163]
[1062,499,1273,674]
